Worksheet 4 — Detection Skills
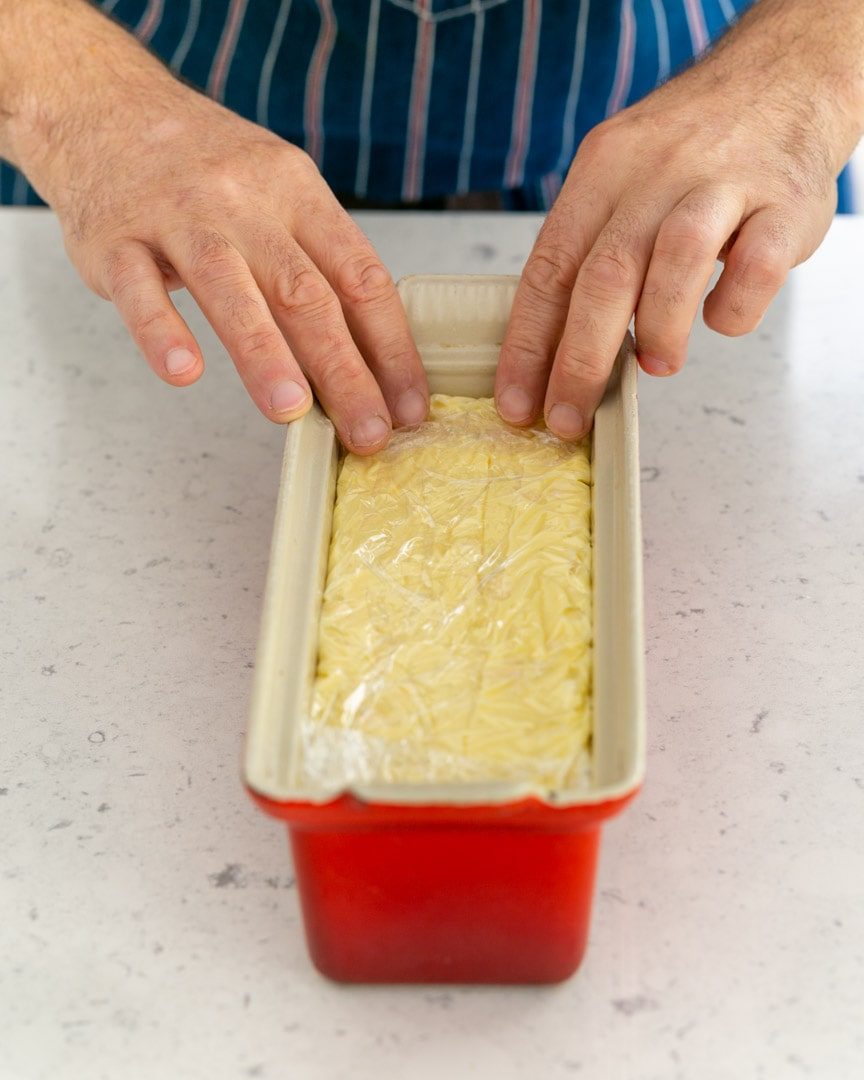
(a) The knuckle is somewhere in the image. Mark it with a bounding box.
[733,247,788,293]
[642,275,689,317]
[272,265,334,318]
[187,230,236,286]
[130,303,171,339]
[333,256,394,306]
[671,189,728,233]
[603,205,647,249]
[663,287,688,317]
[366,339,417,376]
[579,247,635,295]
[209,172,250,205]
[704,283,763,334]
[522,245,576,294]
[654,218,719,265]
[566,307,601,342]
[312,348,366,392]
[555,346,607,386]
[577,122,615,162]
[724,285,750,319]
[283,144,318,175]
[500,339,551,375]
[237,326,285,363]
[193,174,246,212]
[222,288,264,331]
[103,249,144,298]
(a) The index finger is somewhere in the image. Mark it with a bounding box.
[296,200,429,428]
[544,210,653,439]
[495,191,610,427]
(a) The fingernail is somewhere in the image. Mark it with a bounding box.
[270,379,309,414]
[351,414,390,448]
[640,354,672,376]
[394,388,427,427]
[498,385,534,423]
[547,403,586,439]
[165,347,197,376]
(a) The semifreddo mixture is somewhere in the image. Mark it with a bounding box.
[300,395,593,789]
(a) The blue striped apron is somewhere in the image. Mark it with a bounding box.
[0,0,853,211]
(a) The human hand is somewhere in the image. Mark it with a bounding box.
[6,4,426,454]
[495,0,864,440]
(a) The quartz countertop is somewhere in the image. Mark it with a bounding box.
[1,209,862,1080]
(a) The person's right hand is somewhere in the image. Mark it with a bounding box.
[7,3,427,454]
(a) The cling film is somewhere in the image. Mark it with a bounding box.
[300,395,593,790]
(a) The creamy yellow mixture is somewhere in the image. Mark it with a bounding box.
[301,395,593,788]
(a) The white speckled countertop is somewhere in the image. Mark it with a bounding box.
[1,210,863,1080]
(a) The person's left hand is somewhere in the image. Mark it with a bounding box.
[494,1,863,439]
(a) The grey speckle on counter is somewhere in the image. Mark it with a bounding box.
[1,210,863,1080]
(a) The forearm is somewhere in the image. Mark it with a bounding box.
[0,0,176,200]
[705,0,864,171]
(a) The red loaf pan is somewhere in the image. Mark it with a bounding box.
[244,275,645,984]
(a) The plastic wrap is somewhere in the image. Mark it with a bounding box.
[300,394,593,790]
